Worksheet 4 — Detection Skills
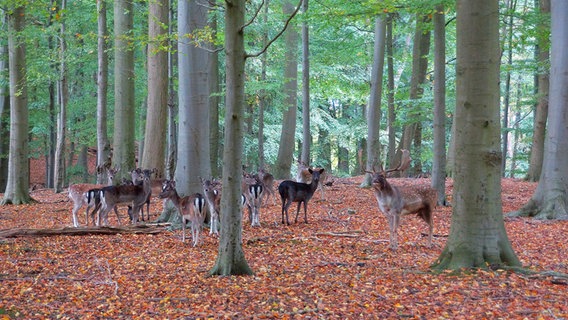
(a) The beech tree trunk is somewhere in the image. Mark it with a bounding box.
[300,0,310,166]
[526,0,550,182]
[141,0,169,176]
[432,4,447,206]
[509,0,568,220]
[113,0,136,180]
[432,0,520,271]
[361,16,386,187]
[1,6,31,205]
[209,12,220,178]
[274,0,299,179]
[96,0,111,184]
[210,0,253,276]
[0,28,9,192]
[53,0,68,193]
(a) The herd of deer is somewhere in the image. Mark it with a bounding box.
[67,150,437,250]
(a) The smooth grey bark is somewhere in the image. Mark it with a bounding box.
[361,16,386,187]
[509,0,568,220]
[141,0,169,175]
[53,0,68,193]
[501,0,516,176]
[300,0,310,166]
[174,0,211,197]
[526,0,550,182]
[397,14,430,177]
[274,0,299,179]
[0,19,9,192]
[386,14,396,169]
[257,1,269,171]
[209,0,253,276]
[209,12,220,178]
[432,0,520,271]
[96,0,111,184]
[432,4,447,206]
[113,0,136,180]
[1,6,31,205]
[166,0,177,180]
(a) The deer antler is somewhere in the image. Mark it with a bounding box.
[385,149,411,174]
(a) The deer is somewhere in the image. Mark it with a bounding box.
[68,165,119,227]
[245,182,264,227]
[159,180,207,246]
[130,168,165,222]
[368,150,436,250]
[98,168,153,225]
[297,160,327,201]
[258,168,276,206]
[278,167,325,225]
[201,178,221,235]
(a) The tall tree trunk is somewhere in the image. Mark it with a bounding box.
[300,0,310,166]
[397,14,430,177]
[501,0,516,176]
[0,20,9,192]
[526,0,550,182]
[386,14,396,169]
[166,0,177,180]
[274,0,299,179]
[210,0,253,276]
[209,12,220,178]
[175,0,211,196]
[432,0,520,270]
[509,0,568,220]
[432,4,447,206]
[1,6,31,205]
[96,0,111,184]
[257,0,270,171]
[113,0,136,180]
[141,0,169,176]
[54,0,68,193]
[361,16,386,187]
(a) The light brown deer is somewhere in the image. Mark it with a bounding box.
[297,161,327,201]
[68,165,119,227]
[258,168,276,206]
[160,180,207,246]
[130,168,166,221]
[201,178,221,235]
[369,151,436,250]
[98,169,153,225]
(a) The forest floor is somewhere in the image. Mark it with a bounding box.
[1,176,567,319]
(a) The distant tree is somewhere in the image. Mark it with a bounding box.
[274,0,299,179]
[53,0,68,193]
[526,0,550,182]
[432,4,447,206]
[96,0,111,184]
[112,0,136,180]
[141,0,169,175]
[0,15,9,192]
[432,0,520,270]
[361,15,386,187]
[300,0,310,166]
[1,5,31,205]
[208,11,221,178]
[509,0,568,220]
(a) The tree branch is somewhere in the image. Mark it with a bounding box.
[245,0,303,59]
[242,0,265,31]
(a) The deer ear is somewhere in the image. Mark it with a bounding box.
[308,168,314,174]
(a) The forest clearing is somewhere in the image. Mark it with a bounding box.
[1,176,566,319]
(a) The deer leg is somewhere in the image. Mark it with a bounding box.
[114,207,121,226]
[388,213,400,250]
[72,202,82,227]
[181,217,186,243]
[294,201,303,224]
[282,199,292,225]
[303,201,309,224]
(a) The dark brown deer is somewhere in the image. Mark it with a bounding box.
[159,180,207,246]
[130,168,165,221]
[278,168,325,225]
[369,151,436,250]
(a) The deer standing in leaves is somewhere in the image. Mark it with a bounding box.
[160,180,207,246]
[369,150,436,250]
[68,165,119,227]
[278,167,325,225]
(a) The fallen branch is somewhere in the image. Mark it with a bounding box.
[316,231,362,238]
[0,225,165,238]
